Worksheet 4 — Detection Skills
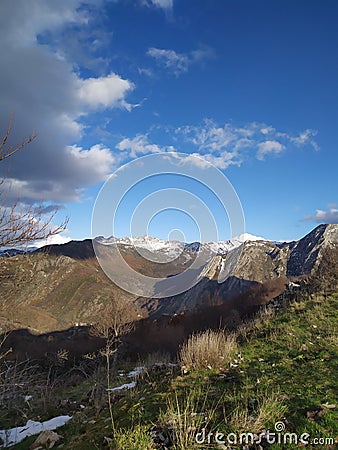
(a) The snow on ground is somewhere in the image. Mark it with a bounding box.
[107,381,136,392]
[108,366,145,392]
[128,366,145,378]
[0,416,72,448]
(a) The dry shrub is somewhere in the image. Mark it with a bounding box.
[179,329,237,371]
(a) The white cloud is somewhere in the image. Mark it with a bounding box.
[2,141,117,204]
[67,144,117,184]
[291,129,319,151]
[256,140,285,160]
[0,124,118,204]
[141,0,173,12]
[201,152,241,170]
[147,46,213,76]
[78,73,134,110]
[32,233,72,248]
[178,120,254,153]
[138,67,153,77]
[0,0,134,205]
[147,48,189,76]
[303,207,338,224]
[260,126,276,135]
[150,0,173,10]
[116,134,174,158]
[115,120,320,171]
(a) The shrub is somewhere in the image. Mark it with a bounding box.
[179,329,237,371]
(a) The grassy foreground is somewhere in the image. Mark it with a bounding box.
[1,291,337,449]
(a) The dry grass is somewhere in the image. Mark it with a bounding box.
[179,329,237,371]
[159,387,217,450]
[236,305,277,342]
[139,351,172,369]
[113,425,156,450]
[229,382,287,434]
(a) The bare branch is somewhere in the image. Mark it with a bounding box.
[90,295,134,342]
[0,196,69,248]
[0,113,37,161]
[0,114,69,248]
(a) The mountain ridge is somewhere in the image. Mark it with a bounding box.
[0,224,337,334]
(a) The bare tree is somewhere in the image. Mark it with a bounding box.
[90,295,134,431]
[0,114,68,248]
[0,115,68,349]
[91,296,134,343]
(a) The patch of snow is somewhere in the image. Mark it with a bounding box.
[0,415,72,448]
[107,381,136,392]
[94,233,268,256]
[128,366,145,378]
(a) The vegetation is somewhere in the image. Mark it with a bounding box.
[179,328,237,371]
[310,245,338,294]
[0,286,337,449]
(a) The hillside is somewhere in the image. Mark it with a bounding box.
[0,224,337,333]
[0,289,337,449]
[0,253,139,333]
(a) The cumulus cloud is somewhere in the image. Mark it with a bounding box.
[2,144,117,204]
[256,140,285,160]
[303,207,338,224]
[78,74,134,110]
[32,233,72,248]
[117,134,174,158]
[0,0,134,205]
[147,46,214,76]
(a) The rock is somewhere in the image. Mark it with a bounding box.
[29,430,62,449]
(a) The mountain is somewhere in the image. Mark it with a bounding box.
[0,224,337,334]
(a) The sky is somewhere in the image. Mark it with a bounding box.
[0,0,337,244]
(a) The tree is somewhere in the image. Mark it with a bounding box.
[0,114,68,248]
[90,295,134,431]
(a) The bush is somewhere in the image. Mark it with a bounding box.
[179,329,237,371]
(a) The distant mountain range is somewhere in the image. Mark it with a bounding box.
[0,224,337,334]
[0,232,264,259]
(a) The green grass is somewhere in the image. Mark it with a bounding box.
[2,292,337,449]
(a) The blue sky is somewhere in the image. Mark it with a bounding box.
[0,0,337,243]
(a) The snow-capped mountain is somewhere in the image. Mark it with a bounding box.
[95,232,266,256]
[0,224,336,333]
